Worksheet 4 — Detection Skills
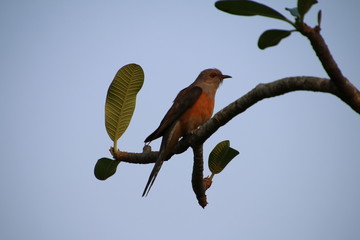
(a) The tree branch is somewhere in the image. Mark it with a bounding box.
[191,144,207,208]
[298,25,360,112]
[112,76,347,164]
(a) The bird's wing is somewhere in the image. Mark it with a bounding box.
[144,86,202,142]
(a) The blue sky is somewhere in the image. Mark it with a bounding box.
[1,0,359,239]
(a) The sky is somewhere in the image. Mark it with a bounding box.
[1,0,359,239]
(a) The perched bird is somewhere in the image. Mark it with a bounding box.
[143,68,231,196]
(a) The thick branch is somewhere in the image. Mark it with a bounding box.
[112,76,346,164]
[299,25,360,112]
[191,144,207,208]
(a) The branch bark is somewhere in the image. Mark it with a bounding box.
[112,76,347,164]
[298,25,360,113]
[191,144,207,208]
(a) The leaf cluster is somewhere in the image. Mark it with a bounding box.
[215,0,319,49]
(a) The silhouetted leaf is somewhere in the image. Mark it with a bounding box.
[209,140,239,174]
[258,29,292,49]
[285,7,300,17]
[215,0,289,22]
[94,158,120,180]
[298,0,317,19]
[317,10,322,26]
[105,64,144,149]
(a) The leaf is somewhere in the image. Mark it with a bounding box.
[94,158,120,180]
[208,140,239,175]
[215,0,289,23]
[258,29,292,50]
[105,64,144,145]
[317,10,322,26]
[285,7,300,18]
[297,0,318,19]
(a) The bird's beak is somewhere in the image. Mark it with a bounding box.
[221,75,232,79]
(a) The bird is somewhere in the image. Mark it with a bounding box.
[142,68,231,197]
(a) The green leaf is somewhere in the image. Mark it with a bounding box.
[105,64,144,146]
[258,29,292,50]
[208,140,239,175]
[215,0,289,23]
[285,7,300,18]
[94,158,120,180]
[297,0,318,19]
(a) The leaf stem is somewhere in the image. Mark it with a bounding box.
[113,140,118,153]
[284,18,296,28]
[209,173,215,181]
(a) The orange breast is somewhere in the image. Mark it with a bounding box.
[179,92,215,134]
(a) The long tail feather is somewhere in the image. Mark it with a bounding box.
[142,153,165,197]
[142,121,181,197]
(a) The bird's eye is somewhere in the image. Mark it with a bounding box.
[210,72,217,78]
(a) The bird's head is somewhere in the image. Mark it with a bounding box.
[197,68,232,87]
